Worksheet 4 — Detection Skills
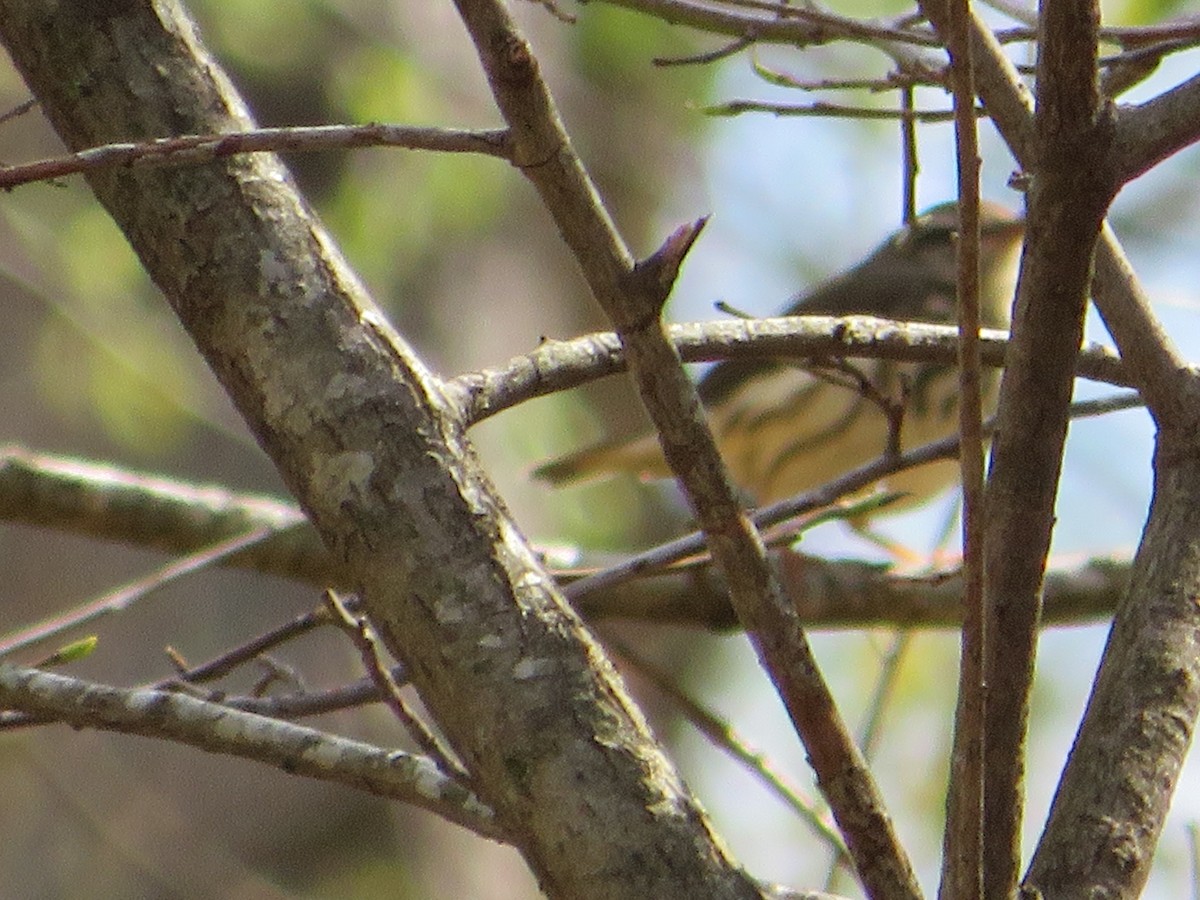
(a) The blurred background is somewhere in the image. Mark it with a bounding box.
[1,0,1198,896]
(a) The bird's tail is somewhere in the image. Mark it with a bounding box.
[532,434,670,486]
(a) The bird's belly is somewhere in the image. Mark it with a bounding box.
[709,362,996,508]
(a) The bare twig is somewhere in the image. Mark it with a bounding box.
[750,58,933,92]
[607,636,851,862]
[707,99,972,121]
[0,525,283,660]
[0,96,35,126]
[654,34,753,66]
[209,667,405,720]
[0,123,511,190]
[324,590,468,782]
[824,632,912,891]
[587,0,942,46]
[158,605,336,688]
[899,86,918,223]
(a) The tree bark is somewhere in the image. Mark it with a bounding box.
[0,2,760,897]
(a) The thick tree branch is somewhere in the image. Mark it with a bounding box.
[1113,72,1200,183]
[1022,32,1200,900]
[0,444,333,583]
[0,4,753,898]
[0,429,1137,631]
[1025,450,1200,898]
[975,0,1114,891]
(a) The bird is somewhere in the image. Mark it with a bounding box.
[534,201,1025,515]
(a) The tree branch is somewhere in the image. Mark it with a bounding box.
[935,0,987,890]
[453,2,922,895]
[0,663,502,841]
[976,0,1114,890]
[453,317,1131,425]
[911,24,1200,892]
[0,3,753,897]
[1025,446,1200,898]
[0,123,512,190]
[1113,72,1200,182]
[0,421,1139,632]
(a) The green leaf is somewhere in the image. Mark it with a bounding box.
[34,636,99,668]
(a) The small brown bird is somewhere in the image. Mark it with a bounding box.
[535,202,1025,512]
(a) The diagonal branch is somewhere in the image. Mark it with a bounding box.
[1113,71,1200,183]
[1024,433,1200,899]
[452,1,921,896]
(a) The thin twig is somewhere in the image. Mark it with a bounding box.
[654,34,753,65]
[900,86,918,224]
[707,99,976,121]
[0,96,36,127]
[749,63,935,93]
[0,525,283,660]
[215,668,405,720]
[324,591,469,783]
[594,0,943,45]
[824,632,912,893]
[0,123,512,190]
[158,604,336,687]
[607,635,851,862]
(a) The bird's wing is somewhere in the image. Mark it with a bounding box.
[698,255,954,406]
